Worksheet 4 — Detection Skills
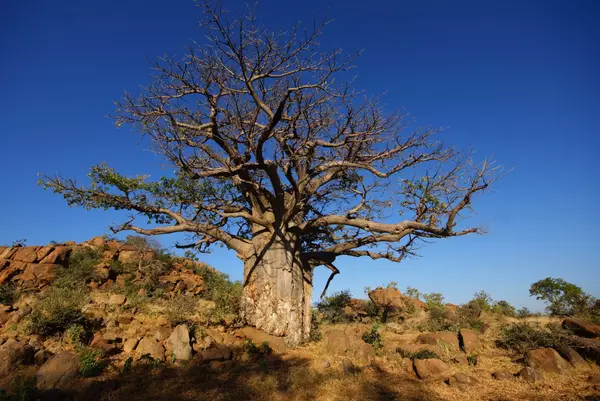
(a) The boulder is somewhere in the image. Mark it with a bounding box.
[446,372,479,391]
[136,337,165,362]
[40,247,69,265]
[167,324,193,361]
[11,246,40,263]
[417,331,460,353]
[518,367,543,382]
[155,326,172,341]
[239,326,287,354]
[123,338,139,354]
[36,245,55,261]
[367,287,407,318]
[569,336,600,365]
[459,329,481,354]
[325,328,373,363]
[198,347,231,363]
[524,348,571,374]
[36,352,80,390]
[0,339,34,375]
[563,318,600,338]
[492,370,514,380]
[87,236,106,249]
[413,358,450,380]
[107,294,127,306]
[559,346,589,369]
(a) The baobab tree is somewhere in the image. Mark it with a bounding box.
[40,1,499,345]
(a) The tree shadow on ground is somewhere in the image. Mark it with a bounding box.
[65,354,443,401]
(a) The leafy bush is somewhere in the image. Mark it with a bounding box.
[423,293,444,309]
[362,323,383,349]
[467,354,478,366]
[491,300,516,317]
[0,282,17,306]
[29,286,88,336]
[64,324,87,347]
[529,277,597,319]
[471,290,493,312]
[397,348,440,360]
[244,339,273,357]
[497,322,567,354]
[309,309,322,342]
[165,295,197,326]
[315,290,352,323]
[194,263,243,321]
[405,286,421,300]
[78,347,105,377]
[58,248,103,287]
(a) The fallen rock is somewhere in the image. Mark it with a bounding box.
[325,328,373,363]
[198,347,231,363]
[108,294,127,306]
[492,370,514,380]
[136,337,165,362]
[413,358,450,380]
[239,326,287,354]
[36,352,80,390]
[459,329,481,354]
[155,326,172,341]
[451,355,469,365]
[518,367,543,382]
[167,324,193,361]
[0,339,34,375]
[342,358,358,375]
[123,338,139,354]
[525,348,571,374]
[446,372,479,390]
[569,336,600,365]
[563,318,600,338]
[559,346,589,369]
[417,331,460,353]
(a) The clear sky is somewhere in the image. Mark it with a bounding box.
[1,0,598,311]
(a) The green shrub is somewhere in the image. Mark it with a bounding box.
[405,286,422,300]
[467,354,478,366]
[64,323,87,347]
[164,295,197,326]
[491,300,516,317]
[244,339,272,357]
[78,347,105,377]
[58,248,103,288]
[471,290,492,312]
[0,375,37,401]
[397,348,440,360]
[0,282,17,306]
[497,322,567,354]
[316,290,352,323]
[423,293,444,310]
[29,286,88,336]
[309,309,322,342]
[194,263,242,322]
[362,323,383,349]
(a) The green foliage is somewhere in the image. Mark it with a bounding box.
[0,282,18,306]
[471,290,492,313]
[315,290,352,323]
[405,286,421,300]
[397,348,440,360]
[491,300,516,317]
[11,239,27,247]
[0,375,37,401]
[309,309,322,342]
[29,286,88,336]
[122,357,133,376]
[244,339,273,357]
[78,347,105,377]
[497,322,567,354]
[386,281,398,290]
[64,324,87,347]
[194,263,242,322]
[529,277,595,317]
[362,323,383,349]
[423,292,444,309]
[467,354,478,366]
[164,295,197,326]
[516,307,535,318]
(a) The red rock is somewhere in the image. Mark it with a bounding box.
[459,329,481,353]
[40,247,69,265]
[563,317,600,338]
[11,246,40,263]
[413,358,450,380]
[417,331,460,352]
[35,246,55,262]
[525,348,571,374]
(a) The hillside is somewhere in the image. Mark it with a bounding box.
[0,237,599,400]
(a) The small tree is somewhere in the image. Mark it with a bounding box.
[40,1,499,345]
[529,277,592,316]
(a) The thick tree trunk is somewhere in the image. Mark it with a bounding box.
[239,235,313,347]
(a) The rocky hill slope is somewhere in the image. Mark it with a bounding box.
[0,237,599,401]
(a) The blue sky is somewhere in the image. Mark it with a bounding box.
[1,0,598,311]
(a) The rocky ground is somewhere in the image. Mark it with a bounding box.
[0,238,599,400]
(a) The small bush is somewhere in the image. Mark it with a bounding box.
[397,348,440,360]
[492,300,516,317]
[467,354,478,366]
[194,263,242,322]
[309,309,322,342]
[64,324,87,347]
[316,290,352,323]
[497,322,567,354]
[471,291,493,313]
[164,295,197,327]
[244,339,272,357]
[362,323,383,349]
[78,347,105,377]
[58,248,103,288]
[29,286,88,336]
[0,282,17,306]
